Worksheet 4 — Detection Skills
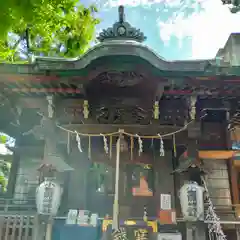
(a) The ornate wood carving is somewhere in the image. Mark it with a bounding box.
[200,122,228,150]
[160,96,188,125]
[91,71,144,87]
[56,99,84,124]
[92,98,150,124]
[164,82,240,97]
[95,105,150,124]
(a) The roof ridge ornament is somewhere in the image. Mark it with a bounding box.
[119,5,125,23]
[97,6,147,43]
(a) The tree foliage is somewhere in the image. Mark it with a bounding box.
[0,0,100,62]
[0,135,7,144]
[0,160,11,193]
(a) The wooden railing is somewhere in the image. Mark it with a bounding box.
[0,215,35,240]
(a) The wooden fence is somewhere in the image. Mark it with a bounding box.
[0,215,35,240]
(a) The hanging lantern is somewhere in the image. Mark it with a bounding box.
[179,181,204,221]
[36,179,62,216]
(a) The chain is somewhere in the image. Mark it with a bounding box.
[201,176,226,240]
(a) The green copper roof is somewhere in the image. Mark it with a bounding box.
[0,39,240,82]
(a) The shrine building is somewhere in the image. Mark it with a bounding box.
[0,5,240,240]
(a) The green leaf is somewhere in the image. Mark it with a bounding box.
[0,136,7,144]
[0,0,100,62]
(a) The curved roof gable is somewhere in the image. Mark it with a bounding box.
[31,6,212,73]
[33,40,211,72]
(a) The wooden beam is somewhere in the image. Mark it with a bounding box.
[7,146,44,157]
[228,159,239,217]
[17,98,47,109]
[59,124,186,138]
[6,151,19,198]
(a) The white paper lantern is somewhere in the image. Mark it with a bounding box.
[36,180,62,216]
[179,181,204,221]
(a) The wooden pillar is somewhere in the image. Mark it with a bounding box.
[237,228,240,240]
[172,144,181,217]
[187,122,206,240]
[67,147,89,210]
[228,160,240,238]
[6,148,20,198]
[32,216,45,240]
[59,172,70,215]
[33,96,59,240]
[186,224,194,240]
[228,159,240,215]
[186,223,206,240]
[194,222,206,240]
[6,134,22,198]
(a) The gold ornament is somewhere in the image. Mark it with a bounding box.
[83,100,89,119]
[153,101,159,120]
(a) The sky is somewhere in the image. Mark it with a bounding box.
[0,144,12,155]
[0,134,14,155]
[84,0,240,60]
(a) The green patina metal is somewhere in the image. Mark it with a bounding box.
[1,55,240,83]
[45,56,205,78]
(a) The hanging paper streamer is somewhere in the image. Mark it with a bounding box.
[110,136,113,159]
[158,134,165,156]
[75,131,83,153]
[67,132,70,155]
[143,205,148,222]
[88,136,91,159]
[150,139,154,149]
[190,96,197,120]
[136,134,143,156]
[46,96,54,118]
[100,134,109,154]
[130,136,134,161]
[173,134,176,158]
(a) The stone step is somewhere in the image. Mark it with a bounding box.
[203,159,232,208]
